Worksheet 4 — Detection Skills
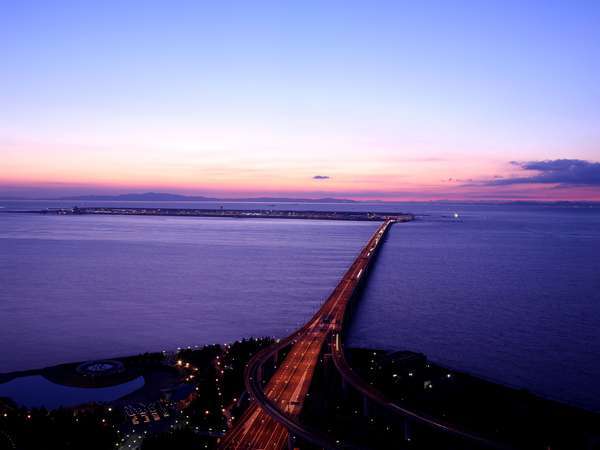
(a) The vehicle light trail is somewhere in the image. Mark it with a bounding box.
[218,219,396,449]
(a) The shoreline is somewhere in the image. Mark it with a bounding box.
[0,338,600,450]
[2,344,598,415]
[2,343,598,449]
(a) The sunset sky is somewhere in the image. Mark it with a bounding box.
[1,1,599,201]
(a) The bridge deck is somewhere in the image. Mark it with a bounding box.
[218,220,393,449]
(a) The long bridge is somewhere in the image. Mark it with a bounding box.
[218,217,510,450]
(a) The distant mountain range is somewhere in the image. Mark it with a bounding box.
[1,192,598,205]
[57,192,358,203]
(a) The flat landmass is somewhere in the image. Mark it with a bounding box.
[17,206,414,222]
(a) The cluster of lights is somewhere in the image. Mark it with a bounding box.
[13,342,263,450]
[116,339,270,447]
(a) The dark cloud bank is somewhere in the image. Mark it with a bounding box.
[486,159,600,187]
[313,175,330,180]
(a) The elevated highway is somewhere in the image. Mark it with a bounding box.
[218,219,395,449]
[219,216,511,449]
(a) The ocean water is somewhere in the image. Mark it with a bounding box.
[1,200,599,412]
[0,208,377,372]
[347,205,600,412]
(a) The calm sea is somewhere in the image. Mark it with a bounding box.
[1,200,599,411]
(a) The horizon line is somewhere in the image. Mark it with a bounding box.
[1,191,600,205]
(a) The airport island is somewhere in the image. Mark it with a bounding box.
[21,206,414,222]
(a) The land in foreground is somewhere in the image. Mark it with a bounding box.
[1,342,599,450]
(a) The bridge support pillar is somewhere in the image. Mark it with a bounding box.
[362,395,370,417]
[403,420,412,443]
[256,366,263,385]
[321,353,334,380]
[340,377,349,401]
[287,433,296,450]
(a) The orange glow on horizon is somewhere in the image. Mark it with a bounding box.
[2,136,599,202]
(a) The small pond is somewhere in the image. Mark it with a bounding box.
[0,375,144,409]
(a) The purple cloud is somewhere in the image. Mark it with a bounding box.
[485,159,600,186]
